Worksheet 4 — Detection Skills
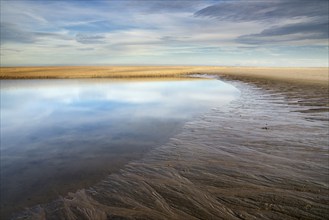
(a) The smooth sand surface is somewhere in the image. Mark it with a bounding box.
[1,66,328,86]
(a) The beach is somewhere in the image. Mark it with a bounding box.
[1,0,328,218]
[1,66,328,219]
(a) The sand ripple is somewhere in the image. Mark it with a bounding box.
[13,79,328,220]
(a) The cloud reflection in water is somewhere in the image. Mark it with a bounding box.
[0,78,239,217]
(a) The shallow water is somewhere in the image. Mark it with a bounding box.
[0,77,239,219]
[6,77,329,220]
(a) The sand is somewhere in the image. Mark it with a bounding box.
[7,70,329,220]
[2,66,329,219]
[204,67,329,86]
[1,66,328,86]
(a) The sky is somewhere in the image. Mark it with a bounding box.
[0,0,328,67]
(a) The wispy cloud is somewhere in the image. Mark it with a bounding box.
[195,0,328,22]
[75,33,106,44]
[0,23,36,44]
[195,0,328,45]
[0,0,328,67]
[0,22,71,45]
[237,20,328,45]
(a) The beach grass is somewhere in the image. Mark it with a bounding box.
[1,66,328,86]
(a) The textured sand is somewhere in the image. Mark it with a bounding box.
[206,67,329,86]
[8,75,329,220]
[2,66,328,219]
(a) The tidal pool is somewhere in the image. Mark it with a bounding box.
[0,77,239,218]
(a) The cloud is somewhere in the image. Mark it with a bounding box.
[125,0,206,13]
[1,0,328,67]
[194,0,328,22]
[0,23,36,44]
[237,21,329,44]
[194,0,328,46]
[75,33,106,44]
[0,22,71,45]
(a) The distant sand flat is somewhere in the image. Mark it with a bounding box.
[1,66,328,86]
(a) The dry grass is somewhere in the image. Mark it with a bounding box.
[1,66,328,86]
[0,66,207,78]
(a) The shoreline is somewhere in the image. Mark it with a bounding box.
[2,68,328,219]
[8,76,329,219]
[1,66,328,87]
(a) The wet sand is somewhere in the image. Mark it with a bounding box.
[8,70,329,219]
[205,67,328,86]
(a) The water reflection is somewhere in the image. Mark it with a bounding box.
[0,78,239,218]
